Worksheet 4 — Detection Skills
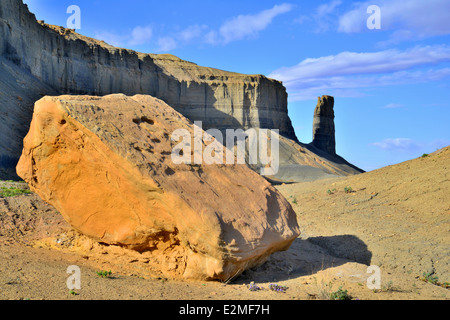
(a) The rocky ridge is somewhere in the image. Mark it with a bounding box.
[0,0,295,179]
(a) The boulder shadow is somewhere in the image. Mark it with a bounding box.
[306,235,372,265]
[235,234,372,283]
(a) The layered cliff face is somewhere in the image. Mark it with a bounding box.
[0,0,363,181]
[0,0,295,164]
[0,55,59,179]
[0,0,296,178]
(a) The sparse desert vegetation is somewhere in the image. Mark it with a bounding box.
[0,147,448,300]
[0,0,448,304]
[0,181,31,198]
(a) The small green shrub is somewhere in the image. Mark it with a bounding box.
[383,280,395,292]
[420,272,449,288]
[69,290,79,296]
[330,286,351,300]
[421,153,429,158]
[421,272,439,285]
[344,186,353,194]
[289,195,298,204]
[96,270,112,278]
[0,186,31,197]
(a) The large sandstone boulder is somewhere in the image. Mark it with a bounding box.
[16,94,300,281]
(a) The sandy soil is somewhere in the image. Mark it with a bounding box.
[0,148,449,301]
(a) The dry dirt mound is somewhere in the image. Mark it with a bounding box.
[0,182,69,244]
[277,146,450,283]
[1,150,449,301]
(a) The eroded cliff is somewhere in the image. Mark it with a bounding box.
[0,0,363,181]
[0,0,297,178]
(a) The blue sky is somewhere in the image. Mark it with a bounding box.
[24,0,450,171]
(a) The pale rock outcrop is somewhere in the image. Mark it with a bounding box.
[16,94,300,281]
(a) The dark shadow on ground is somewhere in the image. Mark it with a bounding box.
[234,235,372,284]
[307,235,372,265]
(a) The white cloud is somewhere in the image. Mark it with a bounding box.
[317,0,342,16]
[268,45,450,101]
[382,103,404,109]
[96,26,153,47]
[204,30,219,45]
[370,138,450,153]
[95,31,127,47]
[338,0,450,42]
[153,4,294,51]
[271,46,450,81]
[370,138,420,152]
[219,3,293,44]
[156,37,178,52]
[295,0,342,32]
[129,26,153,46]
[154,25,208,52]
[96,4,293,52]
[275,68,450,101]
[178,24,209,43]
[314,0,342,32]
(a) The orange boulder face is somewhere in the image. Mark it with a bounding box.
[17,94,300,281]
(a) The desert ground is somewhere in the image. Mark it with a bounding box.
[0,147,448,301]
